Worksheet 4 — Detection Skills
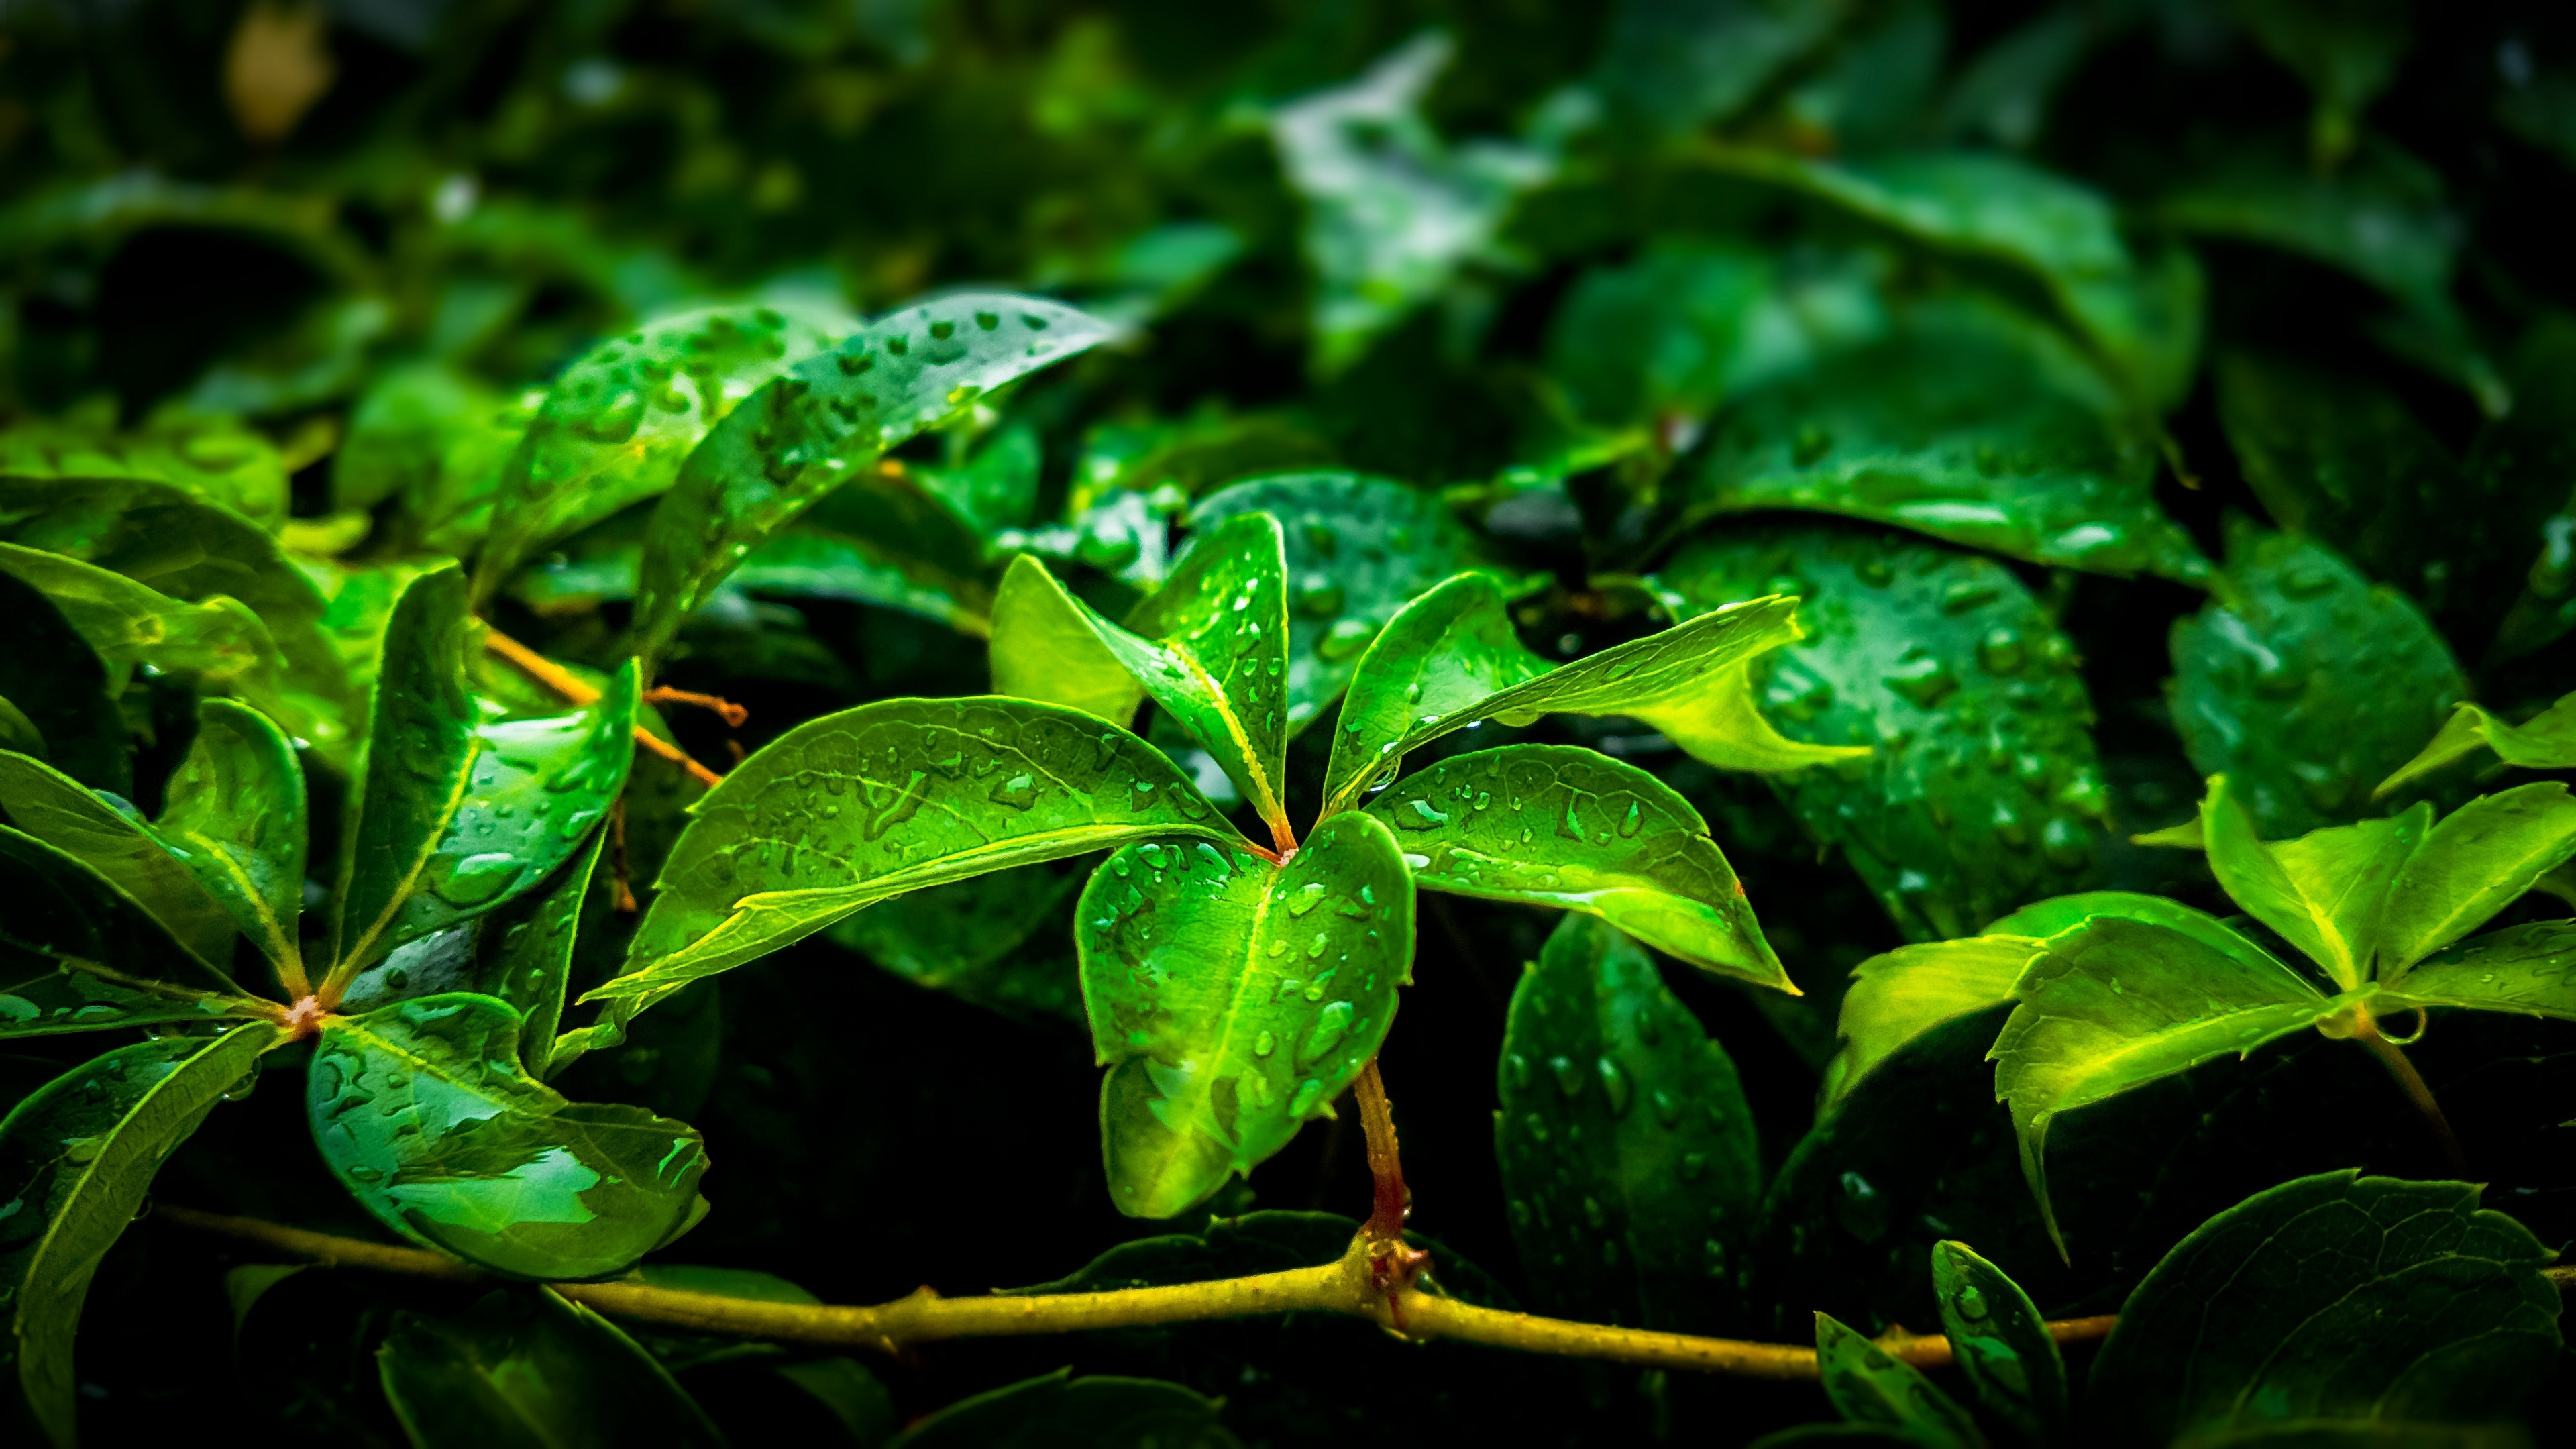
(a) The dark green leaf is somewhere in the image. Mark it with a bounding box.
[377,1285,724,1449]
[1494,914,1760,1331]
[1542,241,1804,430]
[2479,323,2576,663]
[153,699,307,981]
[2377,783,2576,972]
[1366,744,1788,988]
[0,750,240,970]
[310,991,708,1279]
[2084,1171,2559,1447]
[1081,811,1411,1218]
[2378,693,2576,799]
[1191,471,1523,733]
[915,421,1040,537]
[1994,916,2332,1252]
[1,1022,281,1446]
[2229,0,2410,167]
[0,573,125,794]
[586,698,1240,1036]
[2200,774,2426,990]
[1813,1311,1983,1449]
[1931,1239,2068,1446]
[0,826,264,1037]
[0,542,284,691]
[1658,522,2110,941]
[629,295,1115,667]
[470,303,848,609]
[827,863,1083,1024]
[2375,920,2576,1022]
[2168,521,2464,837]
[473,832,606,1078]
[1591,0,1845,136]
[0,411,288,527]
[890,1368,1238,1449]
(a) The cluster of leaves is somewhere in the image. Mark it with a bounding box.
[3,0,2576,1444]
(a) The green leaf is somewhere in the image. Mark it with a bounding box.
[2168,521,2465,837]
[1542,241,1786,429]
[890,1368,1238,1449]
[1992,916,2332,1254]
[1699,148,2202,412]
[1673,297,2206,582]
[1269,33,1552,376]
[2229,0,2411,168]
[2376,784,2576,973]
[828,863,1083,1024]
[746,468,996,631]
[1656,523,2108,941]
[377,1286,725,1449]
[1591,0,1843,137]
[2200,775,2427,990]
[0,410,288,527]
[1494,914,1760,1331]
[1825,936,2034,1108]
[153,699,307,981]
[1931,1239,2068,1446]
[1813,1312,1983,1449]
[470,303,849,608]
[473,833,606,1079]
[347,366,544,557]
[0,750,241,971]
[2378,693,2576,799]
[1,1022,282,1446]
[0,826,264,1037]
[2084,1171,2560,1447]
[629,295,1116,668]
[987,555,1149,726]
[1192,471,1524,733]
[2214,351,2464,609]
[0,573,126,794]
[584,698,1240,1035]
[2373,920,2576,1021]
[1366,744,1788,989]
[1082,811,1411,1218]
[310,992,708,1279]
[0,542,284,690]
[1320,573,1549,816]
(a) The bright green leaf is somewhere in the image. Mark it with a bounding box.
[1813,1312,1982,1449]
[1931,1239,2067,1446]
[377,1285,724,1449]
[0,542,284,690]
[153,699,308,981]
[1320,573,1549,817]
[1825,936,2033,1108]
[2378,693,2576,800]
[1366,744,1788,989]
[2377,783,2576,973]
[629,295,1116,668]
[1,1022,282,1447]
[988,554,1148,726]
[1081,811,1411,1219]
[2200,774,2426,989]
[311,991,708,1280]
[1494,914,1761,1330]
[0,826,265,1037]
[0,750,240,971]
[2375,920,2576,1020]
[0,410,288,527]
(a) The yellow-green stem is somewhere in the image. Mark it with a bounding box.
[2351,1007,2468,1175]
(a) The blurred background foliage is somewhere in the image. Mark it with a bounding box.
[6,0,2576,1443]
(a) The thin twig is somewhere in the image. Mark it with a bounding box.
[2352,1011,2469,1175]
[482,627,724,790]
[645,686,749,729]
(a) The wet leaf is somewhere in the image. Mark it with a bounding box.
[1319,574,1549,816]
[2375,783,2576,972]
[1,1022,282,1447]
[2374,919,2576,1021]
[1993,916,2332,1253]
[152,699,308,980]
[1366,744,1788,988]
[584,697,1240,1037]
[2199,775,2426,990]
[1812,1311,1982,1448]
[890,1368,1238,1449]
[630,294,1115,667]
[0,410,288,527]
[310,991,708,1279]
[1674,299,2206,582]
[2168,522,2464,837]
[377,1285,724,1449]
[471,303,849,608]
[2377,692,2576,800]
[0,574,126,794]
[1494,914,1761,1331]
[1080,811,1411,1218]
[1192,471,1523,733]
[0,749,242,971]
[1825,936,2034,1108]
[471,833,605,1079]
[1931,1239,2067,1446]
[2084,1171,2559,1446]
[0,826,265,1037]
[1658,522,2109,941]
[0,541,284,692]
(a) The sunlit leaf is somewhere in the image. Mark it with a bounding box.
[152,699,307,980]
[988,555,1148,726]
[2200,774,2426,990]
[2378,692,2576,799]
[1081,812,1411,1218]
[1495,914,1760,1330]
[2376,783,2576,973]
[0,409,288,527]
[378,1285,724,1448]
[1825,936,2033,1108]
[2375,919,2576,1021]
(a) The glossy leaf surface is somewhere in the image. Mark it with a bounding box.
[1993,916,2330,1251]
[1365,745,1788,988]
[2378,693,2576,799]
[1192,471,1520,732]
[2084,1172,2559,1447]
[1813,1312,1982,1449]
[987,555,1148,725]
[591,698,1238,1030]
[2377,784,2576,973]
[892,1368,1238,1449]
[475,834,604,1079]
[0,827,261,1036]
[2200,775,2425,989]
[0,541,282,689]
[1320,572,1550,816]
[1825,936,2034,1107]
[1931,1239,2066,1446]
[0,750,239,970]
[377,1286,724,1449]
[2375,920,2576,1020]
[1,1022,280,1446]
[630,295,1115,665]
[1080,811,1411,1218]
[1658,523,2108,941]
[2169,522,2464,837]
[0,573,126,794]
[1495,915,1760,1331]
[311,993,707,1279]
[471,303,846,606]
[153,699,307,978]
